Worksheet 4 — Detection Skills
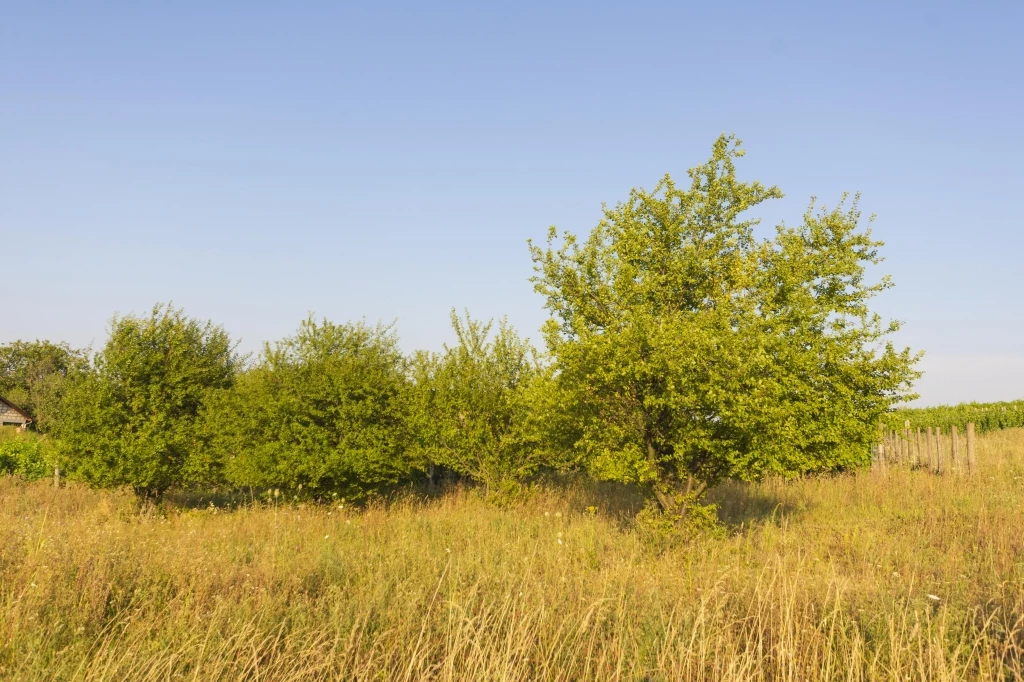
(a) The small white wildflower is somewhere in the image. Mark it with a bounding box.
[927,594,941,602]
[557,538,563,545]
[445,547,451,553]
[544,512,549,517]
[76,626,85,633]
[324,535,329,539]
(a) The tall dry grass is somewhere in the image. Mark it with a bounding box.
[2,431,1024,681]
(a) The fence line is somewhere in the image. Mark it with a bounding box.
[873,421,976,476]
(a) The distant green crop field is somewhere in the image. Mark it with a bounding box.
[884,399,1024,434]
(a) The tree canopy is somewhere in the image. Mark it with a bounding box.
[56,305,238,497]
[410,311,550,498]
[529,135,919,517]
[205,317,415,500]
[0,340,88,432]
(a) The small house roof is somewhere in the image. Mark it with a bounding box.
[0,396,32,422]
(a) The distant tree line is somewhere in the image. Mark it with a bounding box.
[0,136,921,523]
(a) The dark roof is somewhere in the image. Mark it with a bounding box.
[0,396,32,422]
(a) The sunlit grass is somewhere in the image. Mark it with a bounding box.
[2,430,1023,680]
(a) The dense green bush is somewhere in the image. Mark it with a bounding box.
[54,305,239,498]
[204,318,416,500]
[410,311,553,498]
[0,435,51,480]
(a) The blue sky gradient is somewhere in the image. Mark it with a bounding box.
[2,1,1021,405]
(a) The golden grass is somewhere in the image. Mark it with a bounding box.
[2,431,1024,681]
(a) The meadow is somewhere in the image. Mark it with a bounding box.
[1,431,1023,681]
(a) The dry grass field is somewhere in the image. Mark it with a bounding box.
[2,430,1024,681]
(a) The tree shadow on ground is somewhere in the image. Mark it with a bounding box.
[706,480,806,529]
[535,473,648,528]
[157,475,809,533]
[159,487,289,513]
[536,474,809,531]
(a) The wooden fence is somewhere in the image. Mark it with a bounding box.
[872,420,977,474]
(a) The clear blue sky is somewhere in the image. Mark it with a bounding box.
[2,1,1021,406]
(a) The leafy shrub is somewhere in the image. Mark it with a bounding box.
[410,311,552,500]
[633,493,723,551]
[205,317,415,501]
[0,436,50,480]
[54,304,239,497]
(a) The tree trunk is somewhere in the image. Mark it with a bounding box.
[645,437,678,514]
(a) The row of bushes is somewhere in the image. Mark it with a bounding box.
[38,308,550,501]
[2,137,924,513]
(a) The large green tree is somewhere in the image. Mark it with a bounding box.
[410,311,551,497]
[0,340,88,432]
[204,317,415,500]
[56,305,238,497]
[529,135,919,518]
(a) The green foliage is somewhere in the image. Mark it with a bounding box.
[205,317,415,500]
[0,340,88,432]
[0,433,51,480]
[410,311,552,498]
[529,135,919,515]
[3,136,929,510]
[634,493,723,551]
[55,304,238,497]
[884,399,1024,434]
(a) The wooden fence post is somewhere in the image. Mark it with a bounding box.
[926,426,935,472]
[935,426,944,474]
[951,425,960,470]
[916,427,923,467]
[967,422,977,474]
[903,421,911,465]
[54,465,60,489]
